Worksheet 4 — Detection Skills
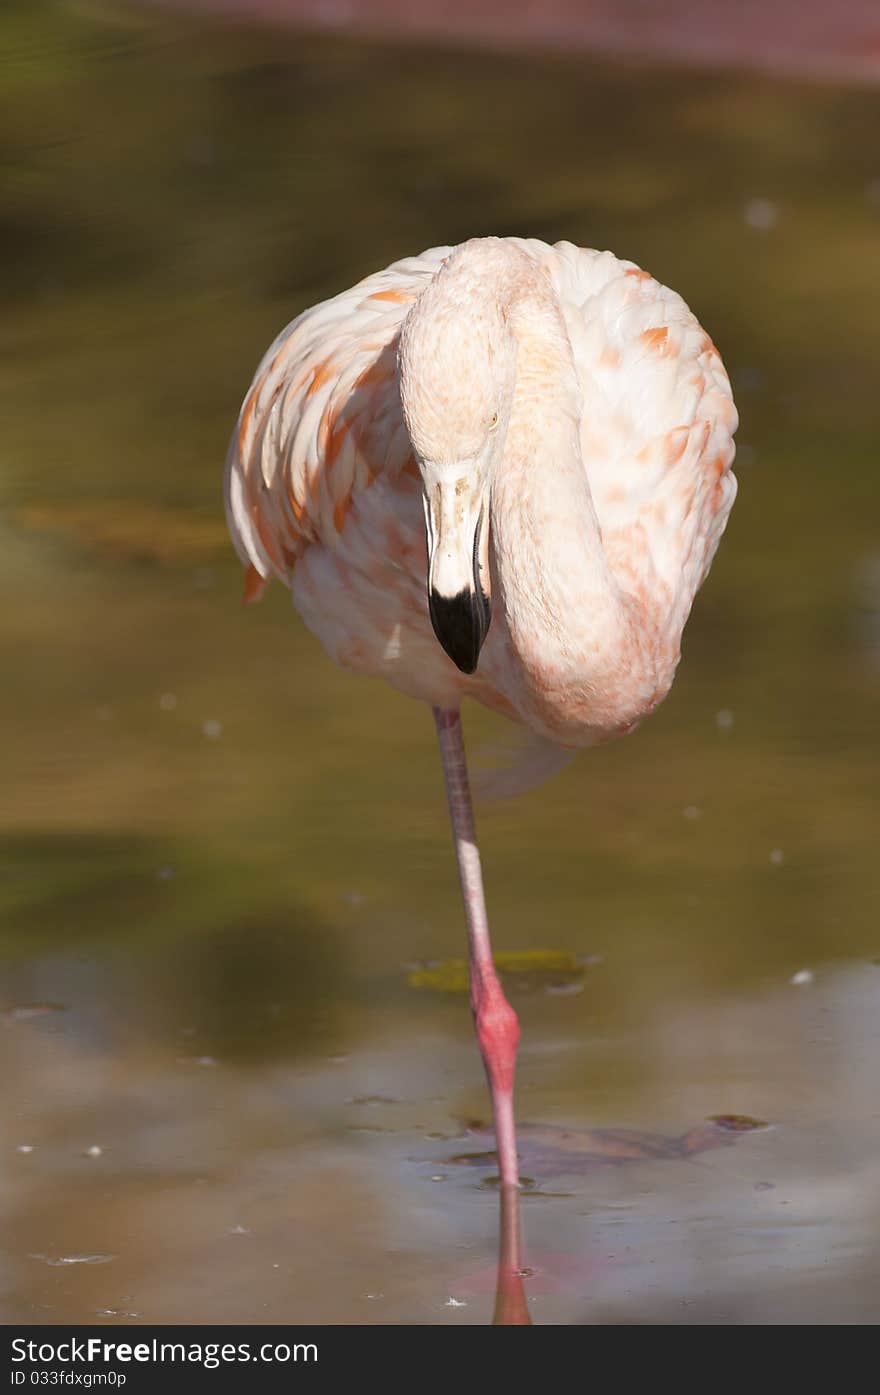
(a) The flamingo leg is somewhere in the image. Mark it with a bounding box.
[433,706,521,1188]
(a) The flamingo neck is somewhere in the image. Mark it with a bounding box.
[488,282,661,744]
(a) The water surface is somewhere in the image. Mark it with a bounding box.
[2,0,879,1324]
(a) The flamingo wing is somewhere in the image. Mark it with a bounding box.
[224,245,451,594]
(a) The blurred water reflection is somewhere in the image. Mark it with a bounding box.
[1,0,879,1324]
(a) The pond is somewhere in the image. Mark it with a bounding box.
[1,0,879,1324]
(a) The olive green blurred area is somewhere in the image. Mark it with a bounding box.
[1,0,879,1324]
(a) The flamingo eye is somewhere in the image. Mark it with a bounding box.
[488,412,499,431]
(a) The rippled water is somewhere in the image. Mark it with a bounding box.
[2,0,879,1324]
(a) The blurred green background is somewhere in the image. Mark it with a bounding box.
[1,0,878,1324]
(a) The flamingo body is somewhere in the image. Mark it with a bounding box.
[225,237,738,1218]
[226,238,737,747]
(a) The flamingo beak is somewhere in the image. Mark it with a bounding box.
[424,477,492,675]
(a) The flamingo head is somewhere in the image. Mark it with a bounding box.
[398,267,516,674]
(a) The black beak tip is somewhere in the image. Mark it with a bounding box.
[429,588,491,675]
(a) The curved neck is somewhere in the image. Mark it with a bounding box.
[487,269,659,744]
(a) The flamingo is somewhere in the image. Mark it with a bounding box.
[225,236,737,1199]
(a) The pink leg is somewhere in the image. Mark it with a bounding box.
[433,706,521,1188]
